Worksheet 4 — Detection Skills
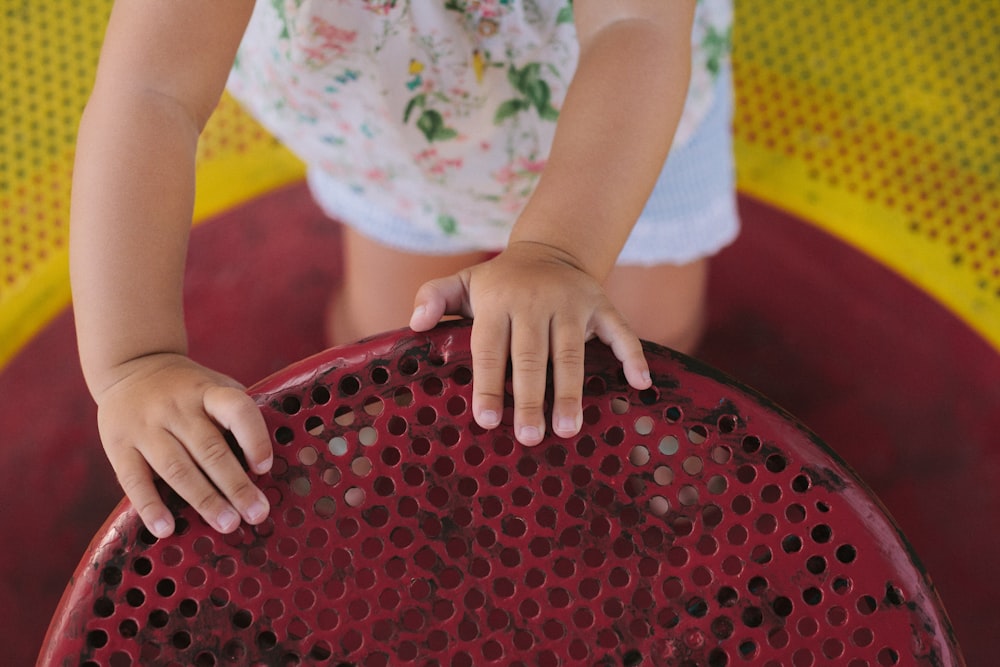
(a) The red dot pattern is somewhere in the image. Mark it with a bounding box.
[0,1,298,361]
[733,1,1000,308]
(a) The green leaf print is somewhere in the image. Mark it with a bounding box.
[270,0,290,40]
[509,62,540,93]
[702,25,731,78]
[497,63,560,124]
[403,94,426,124]
[494,98,529,123]
[524,79,551,114]
[416,109,458,142]
[556,1,574,25]
[437,214,458,235]
[538,104,560,122]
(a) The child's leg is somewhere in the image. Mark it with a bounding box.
[327,225,491,346]
[604,259,709,355]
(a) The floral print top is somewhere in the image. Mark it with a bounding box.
[227,0,733,240]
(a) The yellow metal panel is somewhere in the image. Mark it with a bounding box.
[732,0,1000,349]
[192,92,306,223]
[2,0,997,369]
[1,3,96,367]
[0,1,304,368]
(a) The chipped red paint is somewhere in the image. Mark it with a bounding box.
[39,321,964,665]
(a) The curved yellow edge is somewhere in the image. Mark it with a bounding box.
[1,0,998,371]
[0,2,306,368]
[732,0,999,350]
[0,93,304,369]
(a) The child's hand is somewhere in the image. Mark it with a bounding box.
[410,240,651,446]
[94,353,273,538]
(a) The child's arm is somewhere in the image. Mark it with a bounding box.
[411,1,697,445]
[71,0,270,537]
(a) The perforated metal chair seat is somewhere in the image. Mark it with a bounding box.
[40,322,962,666]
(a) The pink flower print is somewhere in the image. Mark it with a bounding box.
[432,157,464,175]
[300,46,326,64]
[493,158,546,185]
[493,164,517,185]
[517,157,547,174]
[310,18,357,50]
[470,0,509,35]
[298,16,358,68]
[415,148,439,162]
[493,156,547,210]
[415,148,463,177]
[469,0,504,19]
[364,168,389,184]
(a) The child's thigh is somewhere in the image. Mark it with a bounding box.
[604,259,709,355]
[335,225,491,338]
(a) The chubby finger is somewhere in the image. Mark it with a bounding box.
[410,273,472,332]
[204,386,273,475]
[142,432,244,534]
[591,307,652,390]
[111,447,176,538]
[469,312,510,432]
[509,316,549,446]
[174,418,270,528]
[549,316,586,439]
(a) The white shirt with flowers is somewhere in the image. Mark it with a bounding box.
[228,0,733,245]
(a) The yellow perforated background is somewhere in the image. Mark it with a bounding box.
[732,0,999,347]
[1,0,998,369]
[0,1,304,367]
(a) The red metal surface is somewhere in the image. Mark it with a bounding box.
[38,321,963,666]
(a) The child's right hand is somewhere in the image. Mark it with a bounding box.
[94,353,273,538]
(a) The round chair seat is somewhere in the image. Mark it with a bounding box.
[40,321,963,666]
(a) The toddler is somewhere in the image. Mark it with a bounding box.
[70,0,737,538]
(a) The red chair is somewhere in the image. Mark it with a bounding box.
[39,321,963,666]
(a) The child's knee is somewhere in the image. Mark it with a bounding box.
[605,259,710,355]
[325,283,410,348]
[635,305,706,355]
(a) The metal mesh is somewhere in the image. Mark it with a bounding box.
[0,1,303,368]
[4,1,999,367]
[732,0,1000,348]
[40,322,963,666]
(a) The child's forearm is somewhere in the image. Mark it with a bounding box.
[70,90,200,398]
[71,1,254,400]
[510,5,696,281]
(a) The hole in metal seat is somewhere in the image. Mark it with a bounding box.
[39,321,963,666]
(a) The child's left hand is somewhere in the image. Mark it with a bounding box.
[409,240,651,446]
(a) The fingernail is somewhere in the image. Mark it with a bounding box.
[642,371,652,385]
[556,416,578,434]
[152,519,172,537]
[218,509,240,532]
[519,425,542,443]
[255,455,273,474]
[247,500,268,522]
[410,305,425,325]
[480,410,500,427]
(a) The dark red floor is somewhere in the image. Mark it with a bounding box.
[2,183,997,665]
